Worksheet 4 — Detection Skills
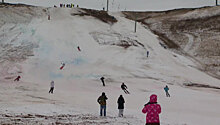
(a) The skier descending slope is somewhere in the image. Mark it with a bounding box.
[121,83,130,94]
[100,77,105,86]
[77,46,81,51]
[142,94,161,125]
[164,85,170,97]
[97,92,108,116]
[49,81,55,94]
[60,63,65,70]
[14,76,21,81]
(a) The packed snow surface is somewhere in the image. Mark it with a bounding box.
[0,5,220,125]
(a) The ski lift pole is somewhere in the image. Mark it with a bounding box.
[107,0,109,11]
[134,13,137,33]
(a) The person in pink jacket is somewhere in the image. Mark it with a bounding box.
[142,94,161,125]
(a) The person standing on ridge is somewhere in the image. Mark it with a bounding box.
[117,95,125,117]
[142,94,161,125]
[97,92,108,116]
[121,83,129,94]
[49,81,55,94]
[100,77,105,86]
[14,76,21,81]
[164,85,170,97]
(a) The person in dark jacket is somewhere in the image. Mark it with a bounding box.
[97,92,108,116]
[14,76,21,81]
[117,95,125,117]
[100,77,105,86]
[121,83,129,94]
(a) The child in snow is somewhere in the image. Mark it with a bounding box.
[164,85,170,97]
[100,77,105,86]
[60,63,65,70]
[97,92,108,116]
[142,94,161,125]
[121,83,130,94]
[117,95,125,117]
[49,81,55,94]
[14,76,21,81]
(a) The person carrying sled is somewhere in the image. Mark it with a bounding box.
[164,85,170,97]
[117,95,125,117]
[14,76,21,81]
[121,83,129,94]
[49,81,55,94]
[100,77,105,86]
[97,92,108,116]
[142,94,161,125]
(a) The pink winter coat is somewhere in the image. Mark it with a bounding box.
[142,94,161,124]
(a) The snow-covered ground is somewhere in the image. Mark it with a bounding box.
[0,4,220,125]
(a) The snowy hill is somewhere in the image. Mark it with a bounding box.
[124,5,220,79]
[0,3,220,125]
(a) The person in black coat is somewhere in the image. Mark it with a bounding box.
[117,95,125,117]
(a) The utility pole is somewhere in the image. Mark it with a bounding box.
[134,14,137,33]
[107,0,109,11]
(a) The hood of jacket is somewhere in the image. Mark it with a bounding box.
[150,94,157,103]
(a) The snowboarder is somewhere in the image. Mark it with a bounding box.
[97,92,108,116]
[60,63,65,70]
[164,85,170,97]
[14,76,21,81]
[117,95,125,117]
[77,46,81,51]
[147,51,149,58]
[49,81,55,94]
[142,94,161,125]
[48,15,50,20]
[100,77,105,86]
[121,83,130,94]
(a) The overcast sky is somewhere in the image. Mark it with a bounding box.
[5,0,216,11]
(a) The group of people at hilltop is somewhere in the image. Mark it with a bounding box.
[59,3,79,8]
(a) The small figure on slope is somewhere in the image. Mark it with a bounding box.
[142,94,161,125]
[77,46,81,52]
[121,83,130,94]
[97,92,108,116]
[60,63,65,70]
[14,76,21,81]
[100,77,105,86]
[117,95,125,117]
[49,81,55,94]
[164,85,170,97]
[147,51,149,58]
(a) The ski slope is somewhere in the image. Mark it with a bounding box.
[0,5,220,125]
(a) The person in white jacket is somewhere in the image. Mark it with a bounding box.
[49,81,55,94]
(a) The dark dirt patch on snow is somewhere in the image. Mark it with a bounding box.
[184,83,220,90]
[71,8,117,24]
